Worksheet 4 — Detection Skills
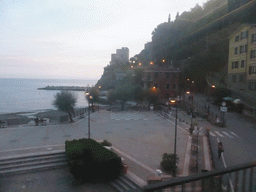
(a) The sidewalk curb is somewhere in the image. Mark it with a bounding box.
[182,135,192,176]
[112,147,156,175]
[203,136,212,171]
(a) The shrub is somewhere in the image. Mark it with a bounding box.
[160,153,179,173]
[65,138,122,182]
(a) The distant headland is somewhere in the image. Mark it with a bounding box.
[38,85,89,91]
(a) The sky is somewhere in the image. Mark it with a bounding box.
[0,0,207,80]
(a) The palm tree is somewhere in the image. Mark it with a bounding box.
[53,91,77,122]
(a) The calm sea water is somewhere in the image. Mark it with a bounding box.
[0,78,98,114]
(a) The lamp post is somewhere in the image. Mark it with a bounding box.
[85,91,93,139]
[170,99,178,177]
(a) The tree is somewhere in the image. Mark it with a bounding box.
[53,91,77,122]
[114,83,133,111]
[86,86,100,111]
[132,85,145,106]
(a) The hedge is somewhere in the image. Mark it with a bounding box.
[65,138,123,182]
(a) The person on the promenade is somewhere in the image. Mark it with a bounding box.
[218,141,224,159]
[34,117,39,126]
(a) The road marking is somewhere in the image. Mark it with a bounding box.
[210,132,216,137]
[217,138,234,192]
[215,131,224,137]
[230,132,239,138]
[222,131,234,138]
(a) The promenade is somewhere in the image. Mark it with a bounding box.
[0,109,198,191]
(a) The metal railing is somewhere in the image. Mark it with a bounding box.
[130,161,256,192]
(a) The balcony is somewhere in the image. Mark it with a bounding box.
[131,161,256,191]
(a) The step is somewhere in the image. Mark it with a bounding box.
[0,157,67,171]
[0,151,65,162]
[0,153,66,166]
[119,175,139,189]
[110,174,142,192]
[115,178,132,191]
[109,181,126,192]
[0,161,68,176]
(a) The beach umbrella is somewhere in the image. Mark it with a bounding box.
[222,97,234,101]
[233,99,242,104]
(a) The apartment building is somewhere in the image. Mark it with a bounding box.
[228,24,256,93]
[142,66,181,104]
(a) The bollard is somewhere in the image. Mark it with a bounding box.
[123,163,128,174]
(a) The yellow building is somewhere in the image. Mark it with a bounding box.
[228,24,256,92]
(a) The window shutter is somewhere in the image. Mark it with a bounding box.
[249,66,252,75]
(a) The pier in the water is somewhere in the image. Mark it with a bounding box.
[38,85,89,91]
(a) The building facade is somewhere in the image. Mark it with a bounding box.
[110,47,129,65]
[228,24,256,93]
[142,66,181,104]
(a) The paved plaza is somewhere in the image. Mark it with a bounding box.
[0,109,192,191]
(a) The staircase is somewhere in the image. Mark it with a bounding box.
[110,174,141,192]
[0,150,67,175]
[0,151,143,191]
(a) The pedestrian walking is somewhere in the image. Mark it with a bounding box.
[218,141,224,159]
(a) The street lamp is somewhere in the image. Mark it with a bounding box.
[85,90,93,139]
[170,99,178,177]
[186,91,194,134]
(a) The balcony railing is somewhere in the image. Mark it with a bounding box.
[130,161,256,192]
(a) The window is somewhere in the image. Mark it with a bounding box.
[248,82,255,90]
[239,74,244,82]
[232,74,237,82]
[249,66,256,75]
[165,83,170,90]
[241,30,248,40]
[235,47,238,55]
[252,34,256,43]
[241,60,245,68]
[240,45,247,54]
[235,35,239,42]
[165,73,170,78]
[172,84,176,89]
[251,50,256,59]
[232,61,239,69]
[155,72,158,78]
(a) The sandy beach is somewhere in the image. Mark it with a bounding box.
[0,109,72,126]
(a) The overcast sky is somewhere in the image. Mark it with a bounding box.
[0,0,207,80]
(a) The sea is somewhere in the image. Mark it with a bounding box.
[0,78,98,114]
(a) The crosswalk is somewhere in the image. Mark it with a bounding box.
[209,131,239,139]
[111,112,148,121]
